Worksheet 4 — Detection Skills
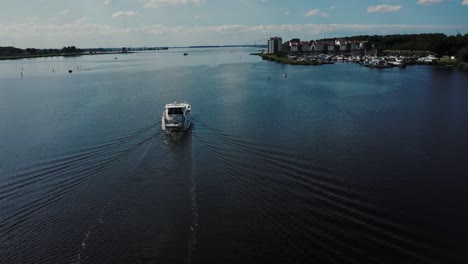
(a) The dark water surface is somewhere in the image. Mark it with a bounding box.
[1,48,467,263]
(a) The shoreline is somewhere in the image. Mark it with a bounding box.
[254,53,467,71]
[0,51,132,61]
[254,53,323,66]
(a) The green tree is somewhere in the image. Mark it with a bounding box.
[62,46,80,53]
[457,47,468,62]
[26,48,37,55]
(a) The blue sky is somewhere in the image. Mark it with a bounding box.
[1,0,467,48]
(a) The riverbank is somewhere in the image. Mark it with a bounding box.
[0,51,131,61]
[456,62,468,71]
[255,52,468,72]
[254,53,323,66]
[410,59,468,71]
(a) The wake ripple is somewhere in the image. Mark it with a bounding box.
[192,122,447,263]
[0,123,161,263]
[186,168,199,264]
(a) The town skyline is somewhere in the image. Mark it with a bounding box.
[1,0,467,48]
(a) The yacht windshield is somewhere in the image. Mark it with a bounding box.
[168,107,183,115]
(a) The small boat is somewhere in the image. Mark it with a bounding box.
[183,53,188,56]
[282,73,287,78]
[388,58,406,68]
[161,101,192,132]
[369,60,392,69]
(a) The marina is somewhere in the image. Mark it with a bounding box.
[258,52,450,69]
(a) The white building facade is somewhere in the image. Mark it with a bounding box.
[268,37,283,54]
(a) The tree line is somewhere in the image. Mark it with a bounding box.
[0,46,82,56]
[318,33,468,59]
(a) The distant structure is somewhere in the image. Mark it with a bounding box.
[268,37,283,54]
[283,38,370,55]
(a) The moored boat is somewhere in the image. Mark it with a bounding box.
[369,59,392,69]
[161,102,192,132]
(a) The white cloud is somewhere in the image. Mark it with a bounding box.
[25,17,40,23]
[104,0,112,4]
[112,10,141,18]
[305,9,329,17]
[59,10,70,15]
[144,0,204,8]
[75,17,90,24]
[462,0,468,5]
[417,0,447,5]
[367,5,401,12]
[305,9,320,16]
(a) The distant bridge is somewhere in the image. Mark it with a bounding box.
[244,38,268,48]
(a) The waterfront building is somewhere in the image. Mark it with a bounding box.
[289,41,299,53]
[269,37,371,55]
[351,41,360,52]
[288,40,313,54]
[336,39,350,53]
[310,41,316,53]
[315,41,326,53]
[327,41,335,54]
[268,37,283,54]
[300,41,311,53]
[343,41,351,52]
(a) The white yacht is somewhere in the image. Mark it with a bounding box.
[161,102,192,132]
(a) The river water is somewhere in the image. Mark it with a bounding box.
[1,48,467,263]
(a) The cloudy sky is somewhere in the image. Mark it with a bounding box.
[1,0,467,48]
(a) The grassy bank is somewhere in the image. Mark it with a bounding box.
[256,53,323,66]
[456,62,468,71]
[0,53,85,60]
[411,60,455,66]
